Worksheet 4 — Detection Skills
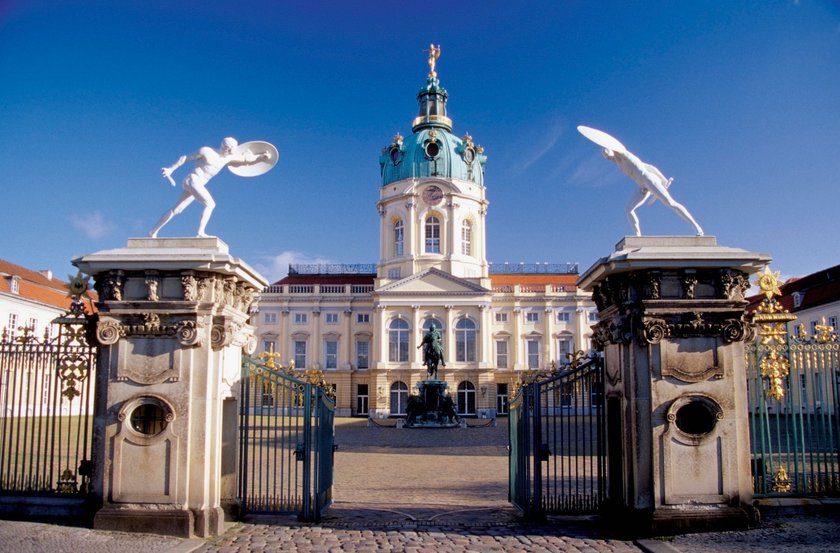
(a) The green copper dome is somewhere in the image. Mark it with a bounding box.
[380,62,487,187]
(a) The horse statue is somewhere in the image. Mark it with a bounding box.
[417,323,445,380]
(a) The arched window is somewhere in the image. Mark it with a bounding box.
[461,220,472,256]
[388,318,409,362]
[390,381,409,415]
[457,381,476,416]
[425,216,441,253]
[455,318,476,363]
[394,219,404,257]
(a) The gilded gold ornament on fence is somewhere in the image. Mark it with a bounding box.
[759,350,789,402]
[771,465,792,493]
[751,267,796,400]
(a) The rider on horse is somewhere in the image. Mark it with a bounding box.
[417,323,445,379]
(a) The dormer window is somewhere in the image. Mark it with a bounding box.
[792,292,802,308]
[10,276,20,295]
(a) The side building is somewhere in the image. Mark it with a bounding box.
[253,56,596,417]
[1,259,76,341]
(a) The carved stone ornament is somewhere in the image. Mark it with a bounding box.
[95,315,203,347]
[197,277,210,301]
[175,320,202,346]
[145,271,160,301]
[209,320,253,350]
[682,273,698,299]
[720,318,749,343]
[591,321,612,351]
[223,277,236,306]
[645,271,661,300]
[96,320,124,345]
[99,270,125,301]
[720,269,750,301]
[641,317,670,345]
[181,272,198,301]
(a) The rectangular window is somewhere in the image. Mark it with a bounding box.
[495,312,508,323]
[496,384,509,415]
[829,316,838,332]
[325,312,339,324]
[262,340,275,353]
[526,312,539,323]
[496,340,508,368]
[556,311,570,323]
[527,339,540,369]
[388,268,401,279]
[294,340,307,369]
[425,218,441,253]
[557,338,573,362]
[294,312,308,324]
[811,320,818,335]
[27,317,38,336]
[325,340,338,369]
[356,384,369,415]
[588,311,598,322]
[461,223,471,255]
[356,313,370,324]
[356,340,369,369]
[263,312,277,324]
[7,313,18,340]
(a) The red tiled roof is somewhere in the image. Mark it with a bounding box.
[0,259,96,310]
[747,263,840,313]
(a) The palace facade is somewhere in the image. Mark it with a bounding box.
[253,58,597,417]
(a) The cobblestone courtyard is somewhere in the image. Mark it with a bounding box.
[0,417,838,552]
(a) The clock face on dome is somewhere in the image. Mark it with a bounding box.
[422,185,443,205]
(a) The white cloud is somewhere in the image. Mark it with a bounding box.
[254,250,334,283]
[69,211,115,240]
[517,117,568,173]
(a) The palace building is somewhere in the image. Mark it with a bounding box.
[254,53,597,417]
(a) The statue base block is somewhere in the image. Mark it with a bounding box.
[404,380,459,428]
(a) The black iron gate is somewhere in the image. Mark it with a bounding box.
[238,357,335,521]
[509,356,606,518]
[0,301,96,504]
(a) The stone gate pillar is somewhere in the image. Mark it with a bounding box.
[578,237,769,535]
[74,238,267,538]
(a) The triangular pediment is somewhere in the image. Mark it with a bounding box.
[376,268,490,296]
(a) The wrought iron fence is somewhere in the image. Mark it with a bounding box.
[746,338,840,496]
[0,304,96,498]
[747,269,840,497]
[509,356,606,517]
[238,357,335,521]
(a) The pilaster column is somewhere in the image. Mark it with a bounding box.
[311,310,321,369]
[375,304,388,368]
[410,305,421,367]
[342,309,352,369]
[544,307,554,366]
[280,308,290,363]
[512,307,522,370]
[478,304,491,368]
[444,305,454,367]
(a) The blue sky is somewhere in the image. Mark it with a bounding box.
[2,1,839,283]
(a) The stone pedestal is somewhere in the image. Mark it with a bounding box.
[578,237,769,535]
[74,238,267,538]
[404,380,459,428]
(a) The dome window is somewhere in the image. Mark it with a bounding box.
[424,141,440,159]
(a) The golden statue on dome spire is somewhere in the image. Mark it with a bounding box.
[427,44,441,78]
